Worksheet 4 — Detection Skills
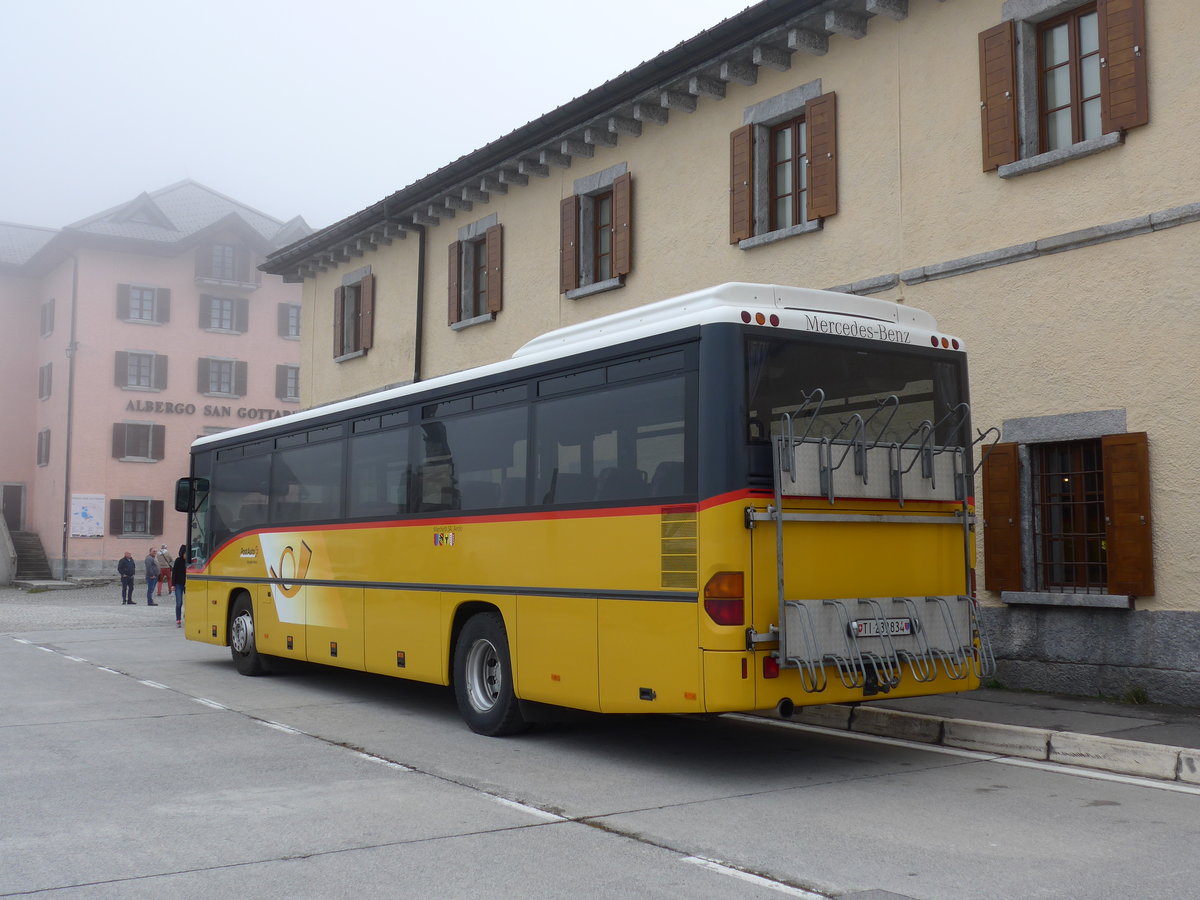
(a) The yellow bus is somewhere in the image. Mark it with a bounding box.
[175,283,992,735]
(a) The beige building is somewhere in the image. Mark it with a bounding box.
[264,0,1200,703]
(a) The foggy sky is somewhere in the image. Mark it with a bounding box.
[2,0,746,232]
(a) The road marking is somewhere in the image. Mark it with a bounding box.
[64,655,87,662]
[681,856,827,897]
[12,638,32,644]
[491,796,567,822]
[95,666,119,674]
[728,714,1200,796]
[193,698,228,710]
[138,680,168,690]
[260,720,301,735]
[37,646,54,653]
[352,750,412,772]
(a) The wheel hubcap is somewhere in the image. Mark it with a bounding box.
[464,638,501,712]
[231,612,253,655]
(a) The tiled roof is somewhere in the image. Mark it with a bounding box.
[0,222,58,268]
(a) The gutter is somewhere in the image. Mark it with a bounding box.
[60,254,79,579]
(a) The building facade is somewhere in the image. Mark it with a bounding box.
[262,0,1200,703]
[0,181,308,579]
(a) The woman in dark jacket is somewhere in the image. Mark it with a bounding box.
[172,545,188,628]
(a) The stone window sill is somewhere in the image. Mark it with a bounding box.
[998,132,1123,179]
[738,219,822,251]
[1001,590,1133,609]
[567,276,624,301]
[450,312,496,332]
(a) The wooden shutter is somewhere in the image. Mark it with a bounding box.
[729,124,754,243]
[805,92,838,220]
[153,355,168,390]
[155,288,171,323]
[108,500,124,536]
[199,295,211,328]
[275,365,288,400]
[612,172,632,277]
[1103,432,1154,596]
[112,423,127,459]
[117,284,131,319]
[234,361,248,397]
[1099,0,1148,132]
[236,247,253,284]
[333,286,346,357]
[485,224,504,313]
[197,358,210,393]
[559,195,580,293]
[150,424,166,461]
[979,21,1019,171]
[981,442,1022,592]
[277,303,289,336]
[359,273,375,350]
[114,351,128,387]
[149,501,164,536]
[235,298,250,333]
[447,242,463,325]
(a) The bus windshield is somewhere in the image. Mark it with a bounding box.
[746,336,969,449]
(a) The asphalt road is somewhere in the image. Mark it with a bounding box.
[3,584,1199,898]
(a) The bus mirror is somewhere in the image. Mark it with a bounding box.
[175,477,210,513]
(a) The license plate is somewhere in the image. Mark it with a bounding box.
[850,617,913,638]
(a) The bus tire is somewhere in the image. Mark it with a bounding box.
[229,593,268,676]
[453,611,527,736]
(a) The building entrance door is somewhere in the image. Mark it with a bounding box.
[2,484,25,533]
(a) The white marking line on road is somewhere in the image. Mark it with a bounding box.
[12,638,32,644]
[491,796,567,822]
[193,698,228,710]
[36,646,54,653]
[64,656,87,662]
[352,751,412,772]
[96,666,120,674]
[138,680,169,690]
[681,856,826,898]
[260,720,301,735]
[727,714,1200,796]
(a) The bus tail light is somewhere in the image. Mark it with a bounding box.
[763,655,780,678]
[703,571,744,626]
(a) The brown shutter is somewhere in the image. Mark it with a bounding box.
[112,424,127,459]
[979,21,1019,171]
[234,361,248,397]
[485,224,504,313]
[236,247,253,284]
[358,273,375,350]
[981,442,1022,592]
[1103,432,1154,596]
[197,358,210,393]
[150,424,166,461]
[153,355,168,390]
[805,92,838,220]
[447,241,462,325]
[199,295,211,328]
[149,500,164,536]
[235,298,249,333]
[117,284,131,319]
[277,303,289,336]
[333,286,346,357]
[114,351,128,387]
[109,500,124,536]
[559,195,580,293]
[156,288,171,323]
[612,172,632,277]
[729,125,754,244]
[1099,0,1148,132]
[275,365,288,400]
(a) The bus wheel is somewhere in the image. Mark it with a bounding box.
[453,612,527,736]
[230,594,267,676]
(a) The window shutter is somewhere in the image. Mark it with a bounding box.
[805,92,838,220]
[199,295,211,328]
[1099,0,1148,132]
[277,303,290,336]
[448,241,463,325]
[156,288,171,323]
[333,286,346,357]
[979,21,1019,171]
[149,500,164,536]
[197,358,210,393]
[153,355,168,390]
[275,364,288,400]
[236,247,253,284]
[359,274,375,350]
[112,423,127,459]
[483,224,504,314]
[234,361,248,397]
[981,442,1022,592]
[235,298,250,334]
[729,125,754,244]
[612,172,633,277]
[109,499,124,536]
[117,284,131,319]
[150,424,165,461]
[559,195,580,293]
[114,351,128,387]
[1103,432,1154,596]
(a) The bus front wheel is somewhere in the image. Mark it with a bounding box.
[453,612,527,736]
[230,594,268,676]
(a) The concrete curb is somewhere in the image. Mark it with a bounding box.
[789,704,1197,784]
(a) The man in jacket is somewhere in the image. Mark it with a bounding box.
[143,549,159,606]
[117,552,136,605]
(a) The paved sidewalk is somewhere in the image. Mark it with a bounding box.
[4,581,1199,783]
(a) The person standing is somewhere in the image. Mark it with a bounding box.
[143,548,160,606]
[117,552,136,604]
[171,545,187,628]
[156,544,174,595]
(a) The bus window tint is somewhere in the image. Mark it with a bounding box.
[418,406,528,511]
[348,426,411,517]
[270,441,343,523]
[746,339,968,448]
[535,375,688,504]
[211,453,270,545]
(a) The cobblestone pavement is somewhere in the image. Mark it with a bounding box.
[0,582,180,633]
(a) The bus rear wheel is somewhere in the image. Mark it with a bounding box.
[230,593,268,676]
[453,612,527,736]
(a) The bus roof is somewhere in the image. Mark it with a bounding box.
[192,283,953,450]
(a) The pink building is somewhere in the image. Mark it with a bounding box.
[0,181,308,580]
